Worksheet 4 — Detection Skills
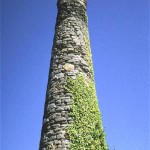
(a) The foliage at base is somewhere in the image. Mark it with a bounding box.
[65,75,108,150]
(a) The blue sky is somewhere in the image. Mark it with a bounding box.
[1,0,149,150]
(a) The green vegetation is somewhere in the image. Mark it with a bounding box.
[65,75,108,150]
[83,27,94,79]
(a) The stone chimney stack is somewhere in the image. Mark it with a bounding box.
[39,0,107,149]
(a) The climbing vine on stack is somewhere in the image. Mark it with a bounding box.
[65,75,108,150]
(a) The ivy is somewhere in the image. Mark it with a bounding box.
[83,26,94,80]
[65,75,108,150]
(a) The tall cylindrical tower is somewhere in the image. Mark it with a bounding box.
[39,0,107,149]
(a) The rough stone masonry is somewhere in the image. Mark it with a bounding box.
[39,0,107,150]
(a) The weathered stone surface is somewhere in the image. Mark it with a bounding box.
[49,135,56,141]
[56,134,65,140]
[54,73,64,79]
[63,63,74,71]
[81,58,89,66]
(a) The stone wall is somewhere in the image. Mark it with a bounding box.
[39,0,107,150]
